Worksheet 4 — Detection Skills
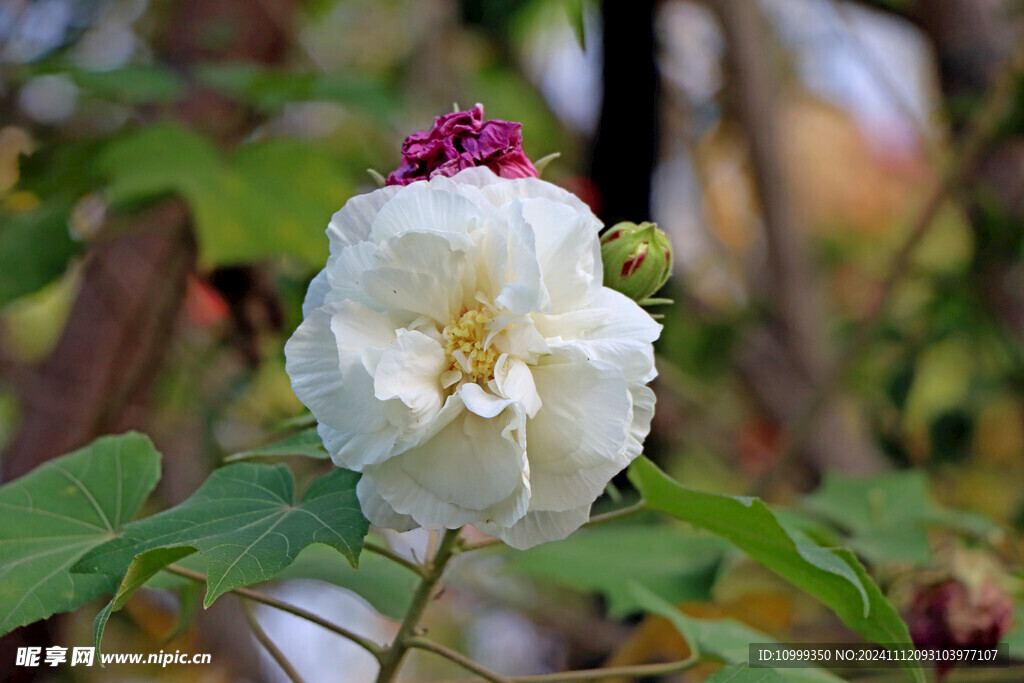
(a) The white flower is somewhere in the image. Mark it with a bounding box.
[285,167,660,549]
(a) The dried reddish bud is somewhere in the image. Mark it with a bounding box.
[386,104,538,186]
[906,578,1013,677]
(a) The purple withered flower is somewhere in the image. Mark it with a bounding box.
[386,104,538,186]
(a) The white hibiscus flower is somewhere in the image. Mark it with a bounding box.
[285,167,660,549]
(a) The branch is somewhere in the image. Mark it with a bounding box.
[786,35,1024,456]
[375,527,462,683]
[508,655,699,682]
[362,540,427,577]
[444,653,700,683]
[407,637,512,683]
[239,597,306,683]
[710,0,826,379]
[710,0,889,476]
[164,564,383,659]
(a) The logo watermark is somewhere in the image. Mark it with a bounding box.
[15,646,211,668]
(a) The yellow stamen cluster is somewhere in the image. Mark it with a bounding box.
[444,308,500,382]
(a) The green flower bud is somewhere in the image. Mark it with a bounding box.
[600,221,673,302]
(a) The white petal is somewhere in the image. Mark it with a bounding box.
[302,268,330,316]
[329,301,397,371]
[586,287,662,344]
[374,329,446,428]
[471,171,599,220]
[532,308,609,341]
[492,356,542,418]
[356,476,418,532]
[539,288,661,384]
[378,230,473,269]
[491,314,549,363]
[327,185,401,253]
[444,166,503,189]
[368,184,488,245]
[285,308,349,424]
[325,242,379,309]
[490,205,549,315]
[480,504,592,550]
[525,357,632,511]
[370,408,528,528]
[624,384,656,461]
[362,232,469,323]
[286,309,400,469]
[318,414,396,471]
[459,382,515,419]
[520,197,603,312]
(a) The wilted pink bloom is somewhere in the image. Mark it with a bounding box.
[906,578,1012,677]
[386,104,538,186]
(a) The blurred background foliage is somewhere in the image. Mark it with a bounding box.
[1,0,1023,681]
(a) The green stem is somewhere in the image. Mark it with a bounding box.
[362,539,427,577]
[240,597,306,683]
[443,654,700,683]
[507,655,699,682]
[407,636,511,682]
[165,564,383,659]
[375,527,462,682]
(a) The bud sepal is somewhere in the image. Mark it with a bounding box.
[600,221,674,303]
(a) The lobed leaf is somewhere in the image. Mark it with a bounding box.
[225,427,328,463]
[0,433,161,635]
[74,464,369,607]
[91,547,196,658]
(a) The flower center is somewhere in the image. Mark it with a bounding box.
[444,307,500,382]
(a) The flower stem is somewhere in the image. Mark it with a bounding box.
[506,655,699,682]
[407,636,511,682]
[363,539,428,577]
[442,653,700,683]
[240,597,306,683]
[164,564,383,659]
[375,527,462,683]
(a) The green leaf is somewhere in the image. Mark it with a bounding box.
[705,664,788,683]
[563,0,588,50]
[92,547,196,657]
[228,140,351,266]
[133,536,416,620]
[0,433,161,636]
[194,63,396,116]
[98,124,352,268]
[0,201,78,308]
[225,427,327,463]
[629,457,923,683]
[509,524,727,616]
[98,122,223,207]
[74,464,369,607]
[273,543,417,620]
[802,471,1002,564]
[1004,605,1024,660]
[70,65,183,104]
[166,579,203,644]
[629,584,843,682]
